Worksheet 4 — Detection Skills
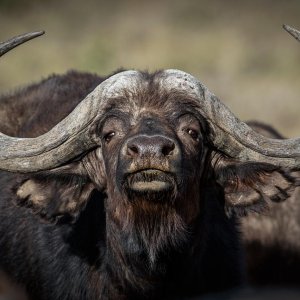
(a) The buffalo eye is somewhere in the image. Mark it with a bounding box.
[177,114,202,145]
[187,128,199,141]
[104,131,116,143]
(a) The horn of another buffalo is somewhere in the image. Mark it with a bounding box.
[283,24,300,42]
[0,31,44,57]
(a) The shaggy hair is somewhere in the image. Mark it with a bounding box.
[0,70,297,300]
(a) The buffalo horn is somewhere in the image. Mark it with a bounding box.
[0,27,299,172]
[0,31,44,57]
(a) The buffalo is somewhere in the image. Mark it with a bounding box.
[0,26,299,300]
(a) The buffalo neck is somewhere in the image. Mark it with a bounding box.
[102,195,203,299]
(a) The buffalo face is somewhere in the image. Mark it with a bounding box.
[92,83,208,250]
[102,111,204,202]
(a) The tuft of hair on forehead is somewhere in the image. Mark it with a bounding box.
[104,70,203,117]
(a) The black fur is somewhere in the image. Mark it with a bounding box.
[0,71,297,299]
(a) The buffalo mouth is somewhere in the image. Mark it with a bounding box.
[123,169,176,196]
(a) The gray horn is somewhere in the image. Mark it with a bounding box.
[0,70,141,172]
[283,24,300,42]
[161,69,300,169]
[0,27,299,172]
[162,25,300,169]
[0,32,141,172]
[0,31,44,57]
[163,25,300,169]
[196,24,300,169]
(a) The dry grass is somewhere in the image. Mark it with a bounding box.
[0,0,299,136]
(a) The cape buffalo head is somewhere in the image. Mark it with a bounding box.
[0,28,299,263]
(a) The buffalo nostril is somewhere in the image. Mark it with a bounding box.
[162,142,175,156]
[126,136,177,158]
[127,144,139,157]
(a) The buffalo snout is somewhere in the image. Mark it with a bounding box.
[117,133,182,197]
[126,135,178,159]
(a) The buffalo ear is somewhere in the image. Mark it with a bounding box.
[214,157,298,217]
[14,162,96,223]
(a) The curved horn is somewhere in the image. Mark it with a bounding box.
[160,26,300,169]
[0,27,299,172]
[161,69,300,169]
[283,24,300,42]
[0,32,142,172]
[0,31,44,57]
[0,68,141,172]
[4,66,299,172]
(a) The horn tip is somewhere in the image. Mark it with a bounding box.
[0,30,45,58]
[282,24,300,42]
[27,30,45,39]
[282,24,290,30]
[35,30,45,36]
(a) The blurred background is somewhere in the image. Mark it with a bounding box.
[0,0,299,137]
[0,1,299,298]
